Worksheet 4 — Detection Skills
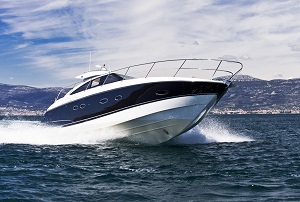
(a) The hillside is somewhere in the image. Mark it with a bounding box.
[213,76,300,113]
[0,75,299,115]
[0,83,61,115]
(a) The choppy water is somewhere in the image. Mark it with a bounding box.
[0,114,299,201]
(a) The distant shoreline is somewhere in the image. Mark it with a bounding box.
[1,107,299,117]
[0,107,44,116]
[211,109,300,115]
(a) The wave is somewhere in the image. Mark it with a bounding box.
[167,118,254,145]
[0,118,253,145]
[0,120,127,145]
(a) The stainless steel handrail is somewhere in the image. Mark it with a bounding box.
[113,58,243,81]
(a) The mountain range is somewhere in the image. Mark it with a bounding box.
[0,75,299,116]
[213,75,300,113]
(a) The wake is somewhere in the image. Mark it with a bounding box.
[0,118,253,145]
[0,120,127,145]
[167,118,254,145]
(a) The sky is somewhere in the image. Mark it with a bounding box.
[0,0,300,87]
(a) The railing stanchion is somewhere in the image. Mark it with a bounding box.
[173,60,186,77]
[145,62,156,78]
[124,67,130,80]
[212,60,222,79]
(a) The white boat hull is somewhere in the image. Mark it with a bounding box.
[67,94,218,144]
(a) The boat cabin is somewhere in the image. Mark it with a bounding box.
[69,73,124,96]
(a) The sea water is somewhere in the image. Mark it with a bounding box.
[0,114,299,201]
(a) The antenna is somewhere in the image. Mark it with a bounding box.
[88,51,92,71]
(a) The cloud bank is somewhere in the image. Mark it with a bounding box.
[0,0,300,86]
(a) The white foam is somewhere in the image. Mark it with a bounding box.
[0,118,254,146]
[167,118,254,145]
[0,120,128,145]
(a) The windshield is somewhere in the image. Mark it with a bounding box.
[70,73,124,95]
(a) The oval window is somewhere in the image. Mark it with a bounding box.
[73,105,78,110]
[155,90,169,96]
[100,98,108,104]
[115,95,122,101]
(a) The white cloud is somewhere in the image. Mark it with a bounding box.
[1,0,300,86]
[15,43,30,50]
[34,0,70,12]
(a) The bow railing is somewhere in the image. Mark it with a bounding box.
[113,58,243,81]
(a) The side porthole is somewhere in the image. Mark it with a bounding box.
[100,98,108,104]
[115,95,122,101]
[155,90,169,96]
[80,104,86,109]
[73,105,78,110]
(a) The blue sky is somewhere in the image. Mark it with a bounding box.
[1,0,300,87]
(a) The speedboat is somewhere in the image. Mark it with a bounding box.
[42,58,243,144]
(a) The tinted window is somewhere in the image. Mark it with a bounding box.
[90,77,101,88]
[70,73,123,95]
[103,73,123,84]
[70,82,90,95]
[89,73,122,88]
